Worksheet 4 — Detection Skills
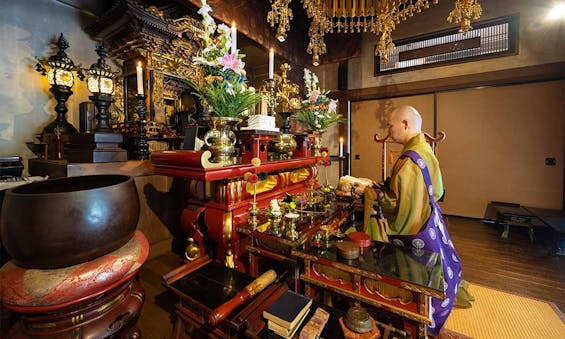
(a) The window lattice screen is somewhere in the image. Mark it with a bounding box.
[375,16,518,74]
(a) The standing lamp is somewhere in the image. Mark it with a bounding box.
[87,44,116,132]
[35,33,83,159]
[66,43,127,163]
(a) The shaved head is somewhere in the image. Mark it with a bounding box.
[387,105,423,144]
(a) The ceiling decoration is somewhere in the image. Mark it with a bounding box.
[268,0,482,65]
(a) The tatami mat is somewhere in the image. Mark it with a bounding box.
[445,284,565,339]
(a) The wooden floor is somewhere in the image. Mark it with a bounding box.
[446,216,564,312]
[135,216,565,338]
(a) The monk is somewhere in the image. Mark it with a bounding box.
[364,105,468,336]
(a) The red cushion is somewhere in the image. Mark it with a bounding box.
[0,230,149,309]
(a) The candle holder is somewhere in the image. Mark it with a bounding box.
[267,198,283,236]
[53,126,63,160]
[248,177,260,230]
[134,94,149,160]
[248,201,259,231]
[263,78,277,116]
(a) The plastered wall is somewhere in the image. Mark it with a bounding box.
[437,80,564,217]
[0,0,100,171]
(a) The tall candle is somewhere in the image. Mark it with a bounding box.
[231,22,237,54]
[136,62,144,95]
[268,48,274,79]
[339,137,344,157]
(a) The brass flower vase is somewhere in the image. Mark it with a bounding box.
[269,214,282,237]
[203,116,241,166]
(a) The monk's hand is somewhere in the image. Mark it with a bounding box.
[354,183,366,196]
[374,177,390,191]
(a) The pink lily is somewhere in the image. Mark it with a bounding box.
[218,53,245,75]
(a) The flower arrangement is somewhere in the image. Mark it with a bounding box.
[295,68,344,132]
[189,0,261,118]
[282,194,307,210]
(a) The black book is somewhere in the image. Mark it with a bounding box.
[263,290,312,329]
[268,308,310,338]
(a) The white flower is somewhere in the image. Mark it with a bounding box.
[303,68,323,95]
[217,23,230,35]
[203,16,215,29]
[198,3,212,17]
[202,46,215,56]
[312,73,319,89]
[192,56,216,67]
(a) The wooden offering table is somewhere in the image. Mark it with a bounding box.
[292,241,446,339]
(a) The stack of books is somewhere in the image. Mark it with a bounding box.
[263,290,312,338]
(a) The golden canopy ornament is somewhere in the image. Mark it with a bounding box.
[267,0,482,65]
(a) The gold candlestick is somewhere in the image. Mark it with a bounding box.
[263,78,277,116]
[249,183,258,230]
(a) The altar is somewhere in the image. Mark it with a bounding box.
[150,147,331,272]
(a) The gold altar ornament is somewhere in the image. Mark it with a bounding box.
[267,0,482,64]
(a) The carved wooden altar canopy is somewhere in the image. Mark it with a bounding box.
[85,0,203,122]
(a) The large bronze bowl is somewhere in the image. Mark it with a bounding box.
[0,175,139,269]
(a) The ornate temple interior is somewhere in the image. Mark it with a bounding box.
[0,0,564,338]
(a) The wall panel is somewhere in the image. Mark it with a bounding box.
[437,80,564,217]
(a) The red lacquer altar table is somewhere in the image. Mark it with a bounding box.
[151,149,327,272]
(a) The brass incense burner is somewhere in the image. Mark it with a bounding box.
[344,305,373,334]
